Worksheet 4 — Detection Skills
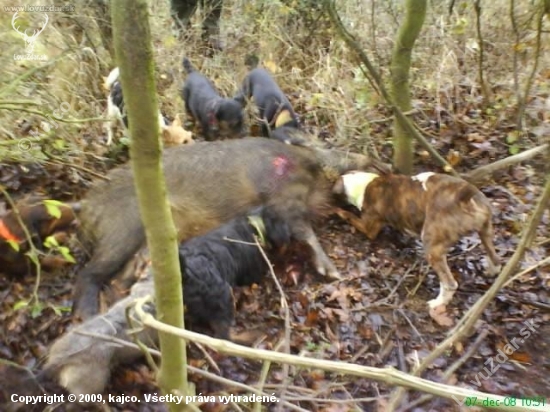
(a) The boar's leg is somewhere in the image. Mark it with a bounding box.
[295,223,340,279]
[285,205,340,279]
[73,220,147,320]
[271,182,341,279]
[72,260,121,320]
[46,274,156,396]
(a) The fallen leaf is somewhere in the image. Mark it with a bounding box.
[429,305,454,327]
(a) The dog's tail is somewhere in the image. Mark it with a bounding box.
[104,67,120,90]
[456,184,490,216]
[182,57,195,74]
[456,184,479,205]
[244,54,260,70]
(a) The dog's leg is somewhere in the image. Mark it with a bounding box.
[423,239,458,309]
[104,101,115,146]
[201,119,214,141]
[105,98,123,145]
[479,219,500,275]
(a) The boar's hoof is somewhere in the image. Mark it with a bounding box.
[315,258,342,280]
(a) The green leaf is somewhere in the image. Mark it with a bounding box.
[506,131,519,144]
[53,139,66,150]
[13,300,29,311]
[43,199,64,219]
[59,246,76,263]
[7,239,20,252]
[43,235,59,249]
[509,144,520,155]
[51,305,62,316]
[31,303,44,318]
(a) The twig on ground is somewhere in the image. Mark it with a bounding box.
[255,340,284,412]
[400,328,490,411]
[463,144,548,186]
[74,330,309,412]
[255,237,292,411]
[133,296,540,411]
[504,256,550,287]
[192,342,221,375]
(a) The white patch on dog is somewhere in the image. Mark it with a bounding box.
[104,67,120,90]
[341,172,379,211]
[412,172,435,191]
[428,282,455,308]
[104,67,180,146]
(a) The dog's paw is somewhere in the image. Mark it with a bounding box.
[428,296,445,309]
[428,282,456,309]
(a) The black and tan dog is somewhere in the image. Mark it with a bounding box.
[180,205,291,339]
[334,171,500,309]
[181,57,244,140]
[235,55,300,143]
[0,199,78,276]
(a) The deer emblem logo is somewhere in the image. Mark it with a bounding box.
[12,12,49,55]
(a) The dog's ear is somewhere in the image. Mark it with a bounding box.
[233,93,247,108]
[244,54,260,69]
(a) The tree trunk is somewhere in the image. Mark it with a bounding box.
[111,1,190,410]
[390,0,427,174]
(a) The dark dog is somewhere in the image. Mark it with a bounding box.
[181,58,244,140]
[334,171,500,309]
[0,199,78,276]
[72,137,386,320]
[235,55,299,142]
[45,206,292,396]
[180,205,291,339]
[104,67,194,146]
